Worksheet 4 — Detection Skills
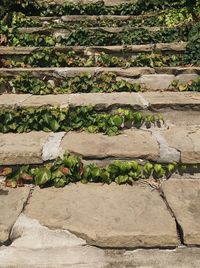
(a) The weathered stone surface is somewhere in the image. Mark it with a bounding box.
[25,183,178,248]
[155,67,200,75]
[143,92,200,110]
[0,214,200,268]
[68,92,144,109]
[61,129,159,161]
[106,248,200,268]
[0,188,30,244]
[151,130,180,163]
[164,110,200,127]
[21,94,69,107]
[160,127,200,164]
[0,132,49,165]
[140,74,175,90]
[162,179,200,245]
[176,74,199,84]
[156,42,186,52]
[0,214,106,268]
[36,0,138,6]
[0,94,31,107]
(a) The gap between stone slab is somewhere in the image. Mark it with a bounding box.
[159,186,185,246]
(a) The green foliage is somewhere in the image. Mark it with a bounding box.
[0,48,188,68]
[185,22,200,65]
[3,152,181,188]
[0,106,163,135]
[3,72,141,94]
[0,24,190,47]
[171,76,200,92]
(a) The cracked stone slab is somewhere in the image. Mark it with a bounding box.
[0,132,50,165]
[0,187,30,244]
[0,94,32,107]
[0,214,106,268]
[68,92,144,109]
[24,183,178,248]
[162,179,200,245]
[0,215,200,268]
[143,92,200,110]
[60,129,159,161]
[160,127,200,164]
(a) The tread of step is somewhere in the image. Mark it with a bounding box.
[0,92,199,110]
[16,26,164,35]
[0,126,199,165]
[28,13,159,22]
[0,43,187,55]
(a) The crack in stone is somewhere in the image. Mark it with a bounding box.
[159,187,185,246]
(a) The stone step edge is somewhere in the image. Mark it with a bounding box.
[0,126,199,165]
[0,43,187,55]
[16,26,167,35]
[27,12,162,22]
[0,92,200,111]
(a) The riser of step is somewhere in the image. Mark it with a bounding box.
[0,43,187,56]
[0,126,199,165]
[0,92,200,111]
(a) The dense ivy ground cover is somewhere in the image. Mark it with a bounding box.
[0,48,196,69]
[1,73,199,94]
[2,152,197,188]
[0,0,199,189]
[0,23,191,46]
[7,8,195,29]
[1,0,199,17]
[0,106,163,135]
[0,72,142,94]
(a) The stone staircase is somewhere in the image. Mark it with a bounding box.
[0,1,200,267]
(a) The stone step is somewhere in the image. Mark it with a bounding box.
[26,13,159,26]
[0,66,198,77]
[1,181,200,266]
[0,43,187,56]
[16,26,165,35]
[27,13,160,23]
[0,126,200,165]
[0,92,200,111]
[36,0,135,6]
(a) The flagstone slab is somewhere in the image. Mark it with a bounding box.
[0,187,30,245]
[0,94,31,107]
[68,92,144,109]
[162,179,200,245]
[25,183,178,248]
[143,92,200,110]
[21,95,69,107]
[160,126,200,164]
[61,129,159,161]
[0,132,50,165]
